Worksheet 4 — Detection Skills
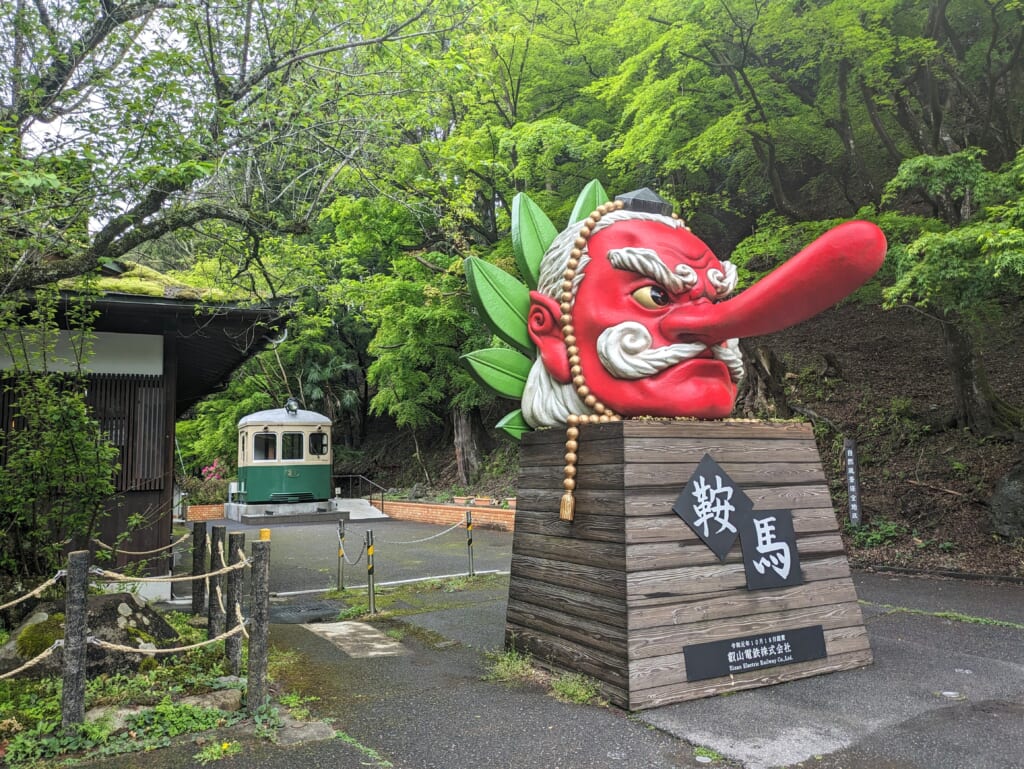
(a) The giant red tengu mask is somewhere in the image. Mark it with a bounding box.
[462,184,887,433]
[462,184,886,521]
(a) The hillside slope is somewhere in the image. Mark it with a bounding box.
[760,300,1023,578]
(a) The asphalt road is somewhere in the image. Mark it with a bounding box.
[148,519,1024,769]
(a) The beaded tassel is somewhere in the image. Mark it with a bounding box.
[557,201,626,521]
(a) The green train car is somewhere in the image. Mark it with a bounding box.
[235,400,332,504]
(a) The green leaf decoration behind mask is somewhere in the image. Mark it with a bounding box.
[495,409,531,440]
[511,193,557,290]
[461,347,533,400]
[568,179,610,226]
[464,181,610,439]
[464,256,533,355]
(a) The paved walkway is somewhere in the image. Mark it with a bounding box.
[138,520,1024,768]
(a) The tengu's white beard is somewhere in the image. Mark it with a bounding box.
[597,321,744,383]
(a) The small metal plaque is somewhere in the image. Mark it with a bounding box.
[737,509,803,590]
[673,453,753,561]
[844,438,863,527]
[683,625,828,682]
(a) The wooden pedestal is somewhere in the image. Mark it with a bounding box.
[506,420,872,710]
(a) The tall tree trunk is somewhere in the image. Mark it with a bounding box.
[452,407,491,486]
[737,339,793,419]
[941,315,1021,436]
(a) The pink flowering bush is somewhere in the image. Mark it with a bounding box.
[180,458,229,505]
[201,458,225,481]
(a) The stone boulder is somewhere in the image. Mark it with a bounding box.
[0,592,181,679]
[988,461,1024,539]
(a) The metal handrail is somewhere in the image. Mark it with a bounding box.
[333,474,386,513]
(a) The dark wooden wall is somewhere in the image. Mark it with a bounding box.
[1,371,174,574]
[508,419,872,710]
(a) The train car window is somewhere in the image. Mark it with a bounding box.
[309,432,329,455]
[282,432,303,460]
[254,432,277,461]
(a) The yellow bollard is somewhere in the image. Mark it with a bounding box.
[259,528,271,541]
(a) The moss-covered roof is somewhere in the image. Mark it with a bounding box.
[62,260,241,302]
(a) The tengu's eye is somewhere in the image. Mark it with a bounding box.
[632,285,670,309]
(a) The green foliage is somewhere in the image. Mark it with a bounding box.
[847,517,908,549]
[0,677,62,735]
[127,698,241,740]
[866,397,930,456]
[0,290,119,579]
[343,250,493,431]
[0,0,466,291]
[4,718,115,767]
[883,148,1024,316]
[1,666,246,768]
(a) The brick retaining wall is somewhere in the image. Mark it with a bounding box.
[379,500,515,531]
[186,504,226,522]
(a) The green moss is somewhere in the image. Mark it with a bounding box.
[15,613,64,658]
[60,261,240,302]
[125,625,158,646]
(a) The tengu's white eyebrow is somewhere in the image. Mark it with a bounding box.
[606,247,698,292]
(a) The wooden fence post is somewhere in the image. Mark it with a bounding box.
[247,536,271,714]
[225,532,245,676]
[208,525,226,637]
[191,522,207,616]
[61,551,90,729]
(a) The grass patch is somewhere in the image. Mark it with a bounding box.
[482,648,542,686]
[549,672,606,706]
[268,645,303,680]
[326,573,508,621]
[193,739,243,764]
[278,693,320,721]
[846,517,908,548]
[335,730,393,767]
[694,745,725,762]
[863,601,1024,630]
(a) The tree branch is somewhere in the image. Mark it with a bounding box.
[16,1,174,126]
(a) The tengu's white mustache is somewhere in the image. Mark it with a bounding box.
[597,321,743,382]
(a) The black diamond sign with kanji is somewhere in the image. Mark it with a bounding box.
[672,453,753,561]
[737,509,803,590]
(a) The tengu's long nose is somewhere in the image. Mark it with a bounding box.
[658,221,887,345]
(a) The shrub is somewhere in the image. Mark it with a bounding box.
[179,474,230,506]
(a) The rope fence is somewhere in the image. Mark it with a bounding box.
[0,524,273,724]
[89,555,249,584]
[375,519,464,545]
[90,621,249,655]
[0,642,62,681]
[343,512,479,611]
[92,531,192,557]
[0,574,63,612]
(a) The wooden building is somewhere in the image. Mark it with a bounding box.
[1,285,285,580]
